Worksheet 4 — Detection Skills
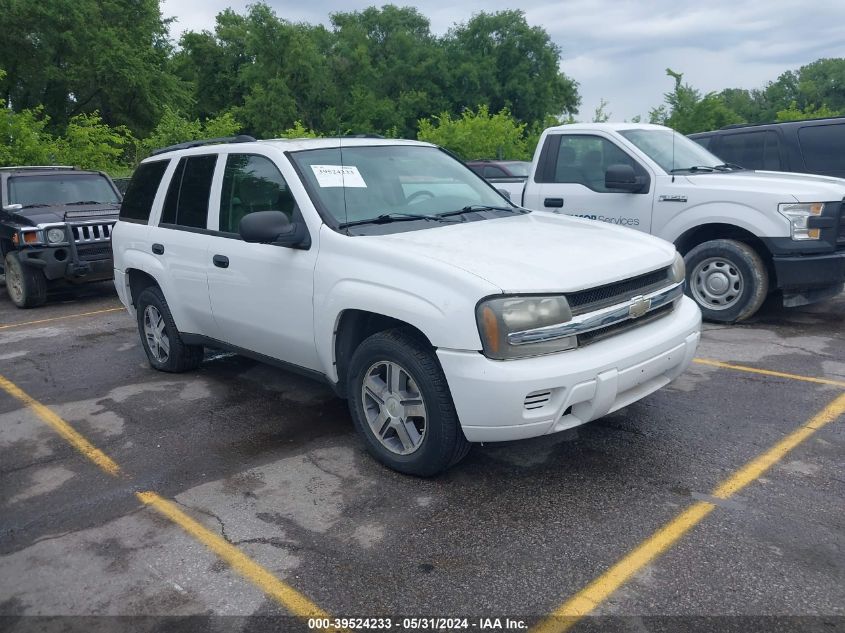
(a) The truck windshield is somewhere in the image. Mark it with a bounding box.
[8,174,120,207]
[290,145,513,228]
[619,129,726,174]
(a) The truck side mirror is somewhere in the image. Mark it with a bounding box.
[239,210,310,250]
[605,164,645,193]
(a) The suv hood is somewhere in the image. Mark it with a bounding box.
[8,203,119,226]
[684,170,845,202]
[372,212,676,294]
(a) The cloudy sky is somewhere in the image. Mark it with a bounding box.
[161,0,845,122]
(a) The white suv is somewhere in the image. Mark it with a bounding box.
[112,136,702,475]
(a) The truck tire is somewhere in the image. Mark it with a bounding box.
[347,328,470,477]
[135,286,204,372]
[4,252,47,308]
[684,239,768,323]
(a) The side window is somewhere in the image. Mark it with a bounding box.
[119,160,168,223]
[718,131,781,170]
[219,154,295,234]
[798,124,845,173]
[483,165,508,178]
[691,135,712,149]
[159,154,217,229]
[553,135,637,192]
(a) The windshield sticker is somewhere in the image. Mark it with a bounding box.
[310,165,367,188]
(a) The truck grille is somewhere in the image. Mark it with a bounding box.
[76,243,112,261]
[567,266,671,315]
[71,222,113,243]
[577,303,674,346]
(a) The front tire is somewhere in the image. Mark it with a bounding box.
[347,328,470,477]
[135,286,203,372]
[4,252,47,308]
[684,239,768,323]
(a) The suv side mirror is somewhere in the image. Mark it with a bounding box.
[605,164,645,193]
[239,211,311,250]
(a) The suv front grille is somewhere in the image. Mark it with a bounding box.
[567,266,671,315]
[76,243,112,261]
[577,303,674,347]
[71,222,113,243]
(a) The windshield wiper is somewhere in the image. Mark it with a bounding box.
[669,165,716,173]
[66,200,106,205]
[713,163,744,171]
[440,204,525,217]
[339,212,462,229]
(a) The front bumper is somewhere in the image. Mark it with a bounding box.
[437,296,701,442]
[18,246,114,282]
[772,250,845,291]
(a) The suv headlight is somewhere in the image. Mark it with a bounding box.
[476,295,575,360]
[45,227,67,244]
[668,252,685,284]
[778,202,824,240]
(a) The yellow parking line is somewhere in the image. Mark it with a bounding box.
[693,358,845,388]
[0,373,335,625]
[0,306,124,330]
[137,492,332,620]
[532,392,845,633]
[0,374,121,476]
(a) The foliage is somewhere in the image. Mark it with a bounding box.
[592,99,611,123]
[278,121,319,138]
[417,105,529,160]
[775,101,840,122]
[54,112,134,174]
[0,107,57,166]
[138,107,241,158]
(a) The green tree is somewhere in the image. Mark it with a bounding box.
[0,107,58,166]
[443,10,579,125]
[592,98,611,123]
[0,0,187,135]
[775,101,840,122]
[417,105,528,160]
[138,107,241,159]
[658,69,742,133]
[54,112,135,174]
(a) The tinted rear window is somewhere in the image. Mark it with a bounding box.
[119,161,169,223]
[717,131,781,170]
[159,155,217,229]
[798,124,845,172]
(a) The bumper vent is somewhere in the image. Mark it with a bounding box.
[524,390,552,411]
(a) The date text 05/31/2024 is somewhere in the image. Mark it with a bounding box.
[307,617,528,630]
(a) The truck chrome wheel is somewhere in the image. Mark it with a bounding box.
[690,257,743,310]
[143,305,171,363]
[361,360,427,456]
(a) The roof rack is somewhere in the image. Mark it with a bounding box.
[342,134,385,139]
[150,135,257,156]
[720,115,845,130]
[0,165,77,171]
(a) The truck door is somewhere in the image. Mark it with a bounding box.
[524,133,655,233]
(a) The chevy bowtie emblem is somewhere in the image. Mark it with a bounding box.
[628,295,651,318]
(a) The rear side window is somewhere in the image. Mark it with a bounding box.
[798,124,845,173]
[718,131,781,170]
[159,155,217,229]
[120,161,169,223]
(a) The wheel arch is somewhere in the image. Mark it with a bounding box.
[674,223,776,282]
[127,268,163,308]
[333,309,434,399]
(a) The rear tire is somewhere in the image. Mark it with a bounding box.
[135,286,203,372]
[4,252,47,308]
[684,239,768,323]
[347,328,470,477]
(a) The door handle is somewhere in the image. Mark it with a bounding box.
[213,254,229,268]
[152,243,164,255]
[544,197,564,208]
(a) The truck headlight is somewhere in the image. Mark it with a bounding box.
[668,252,685,284]
[778,202,823,240]
[476,295,575,360]
[46,227,67,244]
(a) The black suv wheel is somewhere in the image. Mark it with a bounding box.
[4,252,47,308]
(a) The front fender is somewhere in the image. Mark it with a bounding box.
[656,201,787,244]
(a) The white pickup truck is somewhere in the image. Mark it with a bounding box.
[496,123,845,322]
[112,136,700,476]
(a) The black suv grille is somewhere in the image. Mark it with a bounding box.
[76,243,112,261]
[567,266,671,315]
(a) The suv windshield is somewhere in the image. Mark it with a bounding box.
[619,129,727,173]
[290,145,513,228]
[8,174,120,207]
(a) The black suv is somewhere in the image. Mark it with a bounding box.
[689,117,845,179]
[0,166,122,307]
